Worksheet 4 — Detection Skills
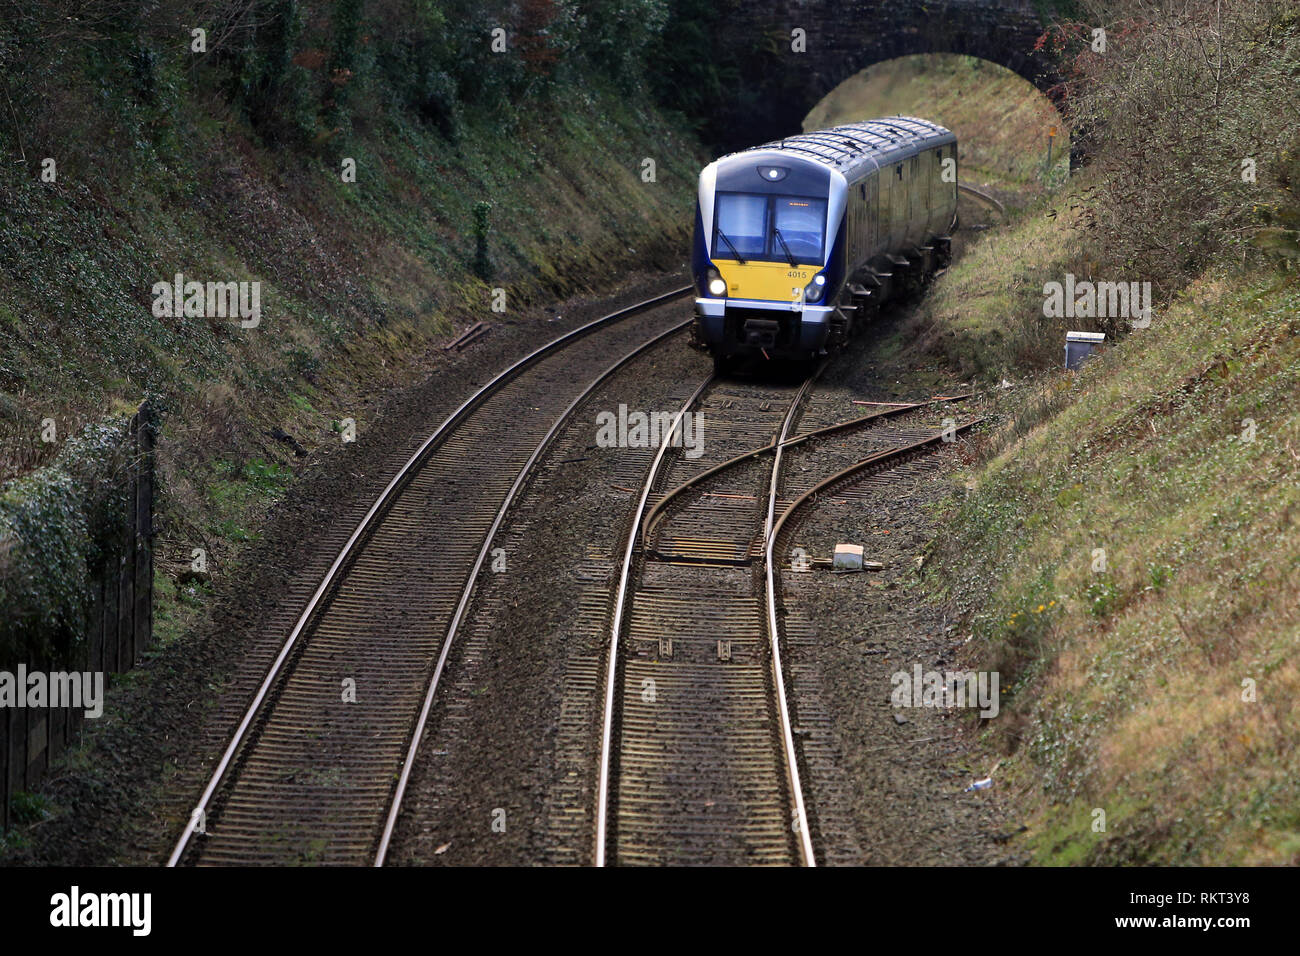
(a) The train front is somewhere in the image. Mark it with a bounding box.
[691,151,843,362]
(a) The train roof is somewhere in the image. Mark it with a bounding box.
[720,116,955,181]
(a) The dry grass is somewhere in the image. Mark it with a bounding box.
[934,269,1300,863]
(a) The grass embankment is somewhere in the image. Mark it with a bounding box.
[911,1,1300,865]
[934,270,1299,864]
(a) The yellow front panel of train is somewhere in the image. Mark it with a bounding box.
[714,259,817,303]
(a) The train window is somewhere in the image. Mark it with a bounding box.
[860,184,866,199]
[895,165,902,179]
[713,192,827,263]
[773,196,827,261]
[714,192,769,258]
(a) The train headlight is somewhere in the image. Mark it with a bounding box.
[804,273,827,302]
[707,270,727,297]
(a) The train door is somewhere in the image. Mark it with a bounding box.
[853,184,864,265]
[890,163,906,249]
[941,145,957,229]
[878,168,890,250]
[908,154,920,245]
[918,151,932,238]
[865,174,878,253]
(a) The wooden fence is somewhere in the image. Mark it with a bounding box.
[1,402,155,831]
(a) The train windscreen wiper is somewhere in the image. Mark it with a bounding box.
[772,227,798,267]
[716,230,746,264]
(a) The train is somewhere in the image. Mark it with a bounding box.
[690,116,958,368]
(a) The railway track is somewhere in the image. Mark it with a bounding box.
[167,286,692,866]
[594,361,980,866]
[595,366,819,866]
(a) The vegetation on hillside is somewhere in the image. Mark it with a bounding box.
[908,178,1094,379]
[941,268,1300,863]
[1048,0,1300,285]
[0,0,701,671]
[923,0,1300,863]
[905,0,1299,378]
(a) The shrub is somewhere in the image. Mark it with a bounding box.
[1053,0,1300,286]
[0,418,136,670]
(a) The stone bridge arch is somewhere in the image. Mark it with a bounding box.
[700,0,1070,153]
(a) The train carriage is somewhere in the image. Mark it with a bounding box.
[691,116,958,367]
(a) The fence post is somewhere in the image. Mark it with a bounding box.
[105,549,119,676]
[1,709,9,831]
[12,707,28,803]
[28,709,48,785]
[120,469,136,671]
[134,402,154,657]
[50,704,65,770]
[91,575,104,676]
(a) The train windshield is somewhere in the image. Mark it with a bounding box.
[714,193,827,264]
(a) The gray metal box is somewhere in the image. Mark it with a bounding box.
[1065,331,1106,370]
